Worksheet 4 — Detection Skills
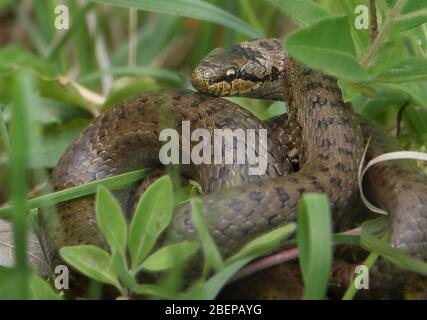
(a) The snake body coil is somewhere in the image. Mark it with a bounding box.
[40,39,427,292]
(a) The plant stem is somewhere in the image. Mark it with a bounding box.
[359,0,407,67]
[369,0,378,41]
[128,8,138,67]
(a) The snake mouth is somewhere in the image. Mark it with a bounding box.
[192,70,260,97]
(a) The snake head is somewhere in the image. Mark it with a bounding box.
[191,38,287,100]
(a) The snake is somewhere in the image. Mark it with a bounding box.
[37,38,427,295]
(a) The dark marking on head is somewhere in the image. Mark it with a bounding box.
[259,40,275,50]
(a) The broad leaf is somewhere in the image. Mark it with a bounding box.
[60,245,118,286]
[286,16,370,81]
[96,186,127,255]
[129,175,174,270]
[390,0,427,35]
[141,241,199,272]
[373,57,427,83]
[29,274,61,300]
[266,0,331,27]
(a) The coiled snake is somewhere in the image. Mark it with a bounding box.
[38,39,427,295]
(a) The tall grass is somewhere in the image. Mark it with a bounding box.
[10,71,34,299]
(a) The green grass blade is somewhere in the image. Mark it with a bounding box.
[0,168,152,219]
[33,0,56,45]
[88,0,262,38]
[79,66,182,85]
[191,197,224,274]
[361,218,427,276]
[46,3,94,59]
[10,70,34,299]
[226,223,296,264]
[201,258,251,300]
[13,4,48,56]
[297,193,333,300]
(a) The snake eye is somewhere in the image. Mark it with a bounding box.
[225,68,236,79]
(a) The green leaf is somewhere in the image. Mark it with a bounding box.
[365,38,407,74]
[88,0,261,38]
[373,57,427,83]
[226,223,296,264]
[29,275,62,300]
[141,241,199,271]
[96,186,127,255]
[59,245,118,286]
[297,193,332,300]
[337,0,370,56]
[266,0,331,27]
[285,16,370,81]
[129,175,174,270]
[0,45,54,77]
[0,268,59,300]
[0,46,102,114]
[390,0,427,35]
[402,105,427,139]
[191,197,224,272]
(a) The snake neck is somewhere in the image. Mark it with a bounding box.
[280,57,364,217]
[282,58,361,165]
